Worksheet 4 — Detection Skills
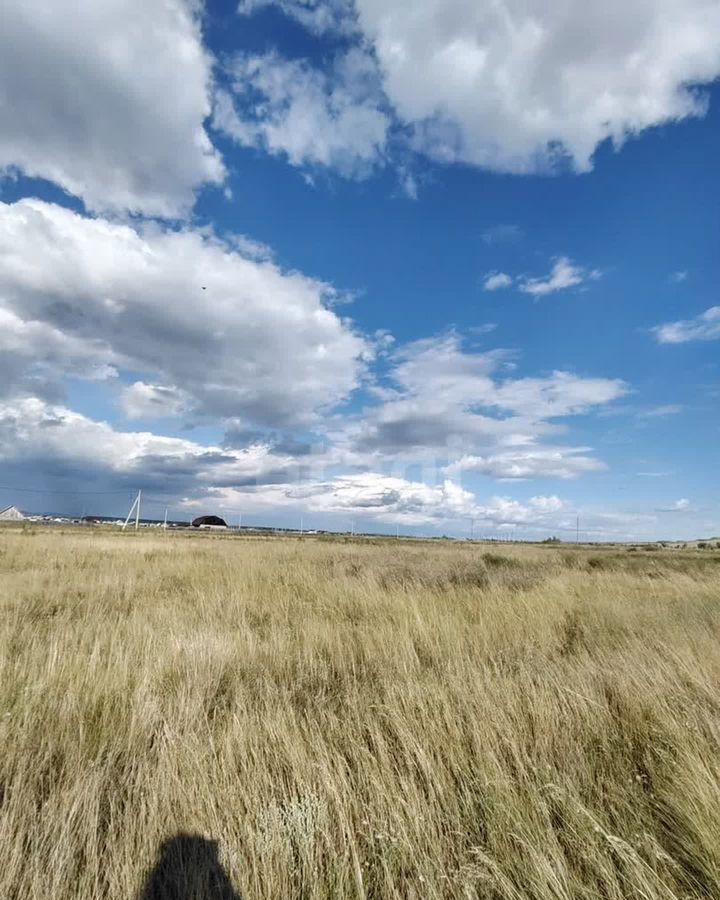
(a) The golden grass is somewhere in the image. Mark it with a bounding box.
[1,528,720,899]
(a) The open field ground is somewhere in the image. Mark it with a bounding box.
[1,528,720,899]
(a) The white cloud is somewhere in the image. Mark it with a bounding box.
[639,404,683,418]
[333,335,627,476]
[0,398,682,539]
[0,0,224,216]
[356,0,720,173]
[229,234,275,262]
[299,477,571,527]
[119,383,188,420]
[0,306,119,403]
[482,257,599,297]
[214,49,389,177]
[444,447,605,480]
[489,369,625,419]
[216,478,653,538]
[200,470,577,529]
[290,474,476,525]
[241,0,720,175]
[656,498,691,512]
[397,167,419,200]
[0,201,628,505]
[0,398,299,491]
[0,397,581,530]
[519,257,587,296]
[0,199,369,427]
[483,272,513,291]
[528,495,565,513]
[670,270,688,283]
[238,0,356,36]
[652,306,720,343]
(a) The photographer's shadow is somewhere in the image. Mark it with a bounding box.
[139,833,242,900]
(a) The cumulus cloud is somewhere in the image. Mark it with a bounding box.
[205,477,655,539]
[483,272,513,291]
[0,398,301,496]
[0,199,369,426]
[214,48,389,177]
[333,334,627,475]
[482,258,599,297]
[289,476,572,528]
[0,306,119,403]
[0,398,666,538]
[238,0,356,35]
[240,0,720,175]
[0,396,582,531]
[119,383,188,420]
[363,0,720,173]
[289,474,477,524]
[0,201,627,512]
[197,470,577,530]
[652,306,720,343]
[444,448,605,480]
[490,369,625,418]
[0,0,223,216]
[519,257,592,297]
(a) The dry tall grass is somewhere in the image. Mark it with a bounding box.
[1,528,720,899]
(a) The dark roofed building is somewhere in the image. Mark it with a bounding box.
[191,515,228,529]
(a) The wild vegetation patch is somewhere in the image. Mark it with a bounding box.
[1,530,719,898]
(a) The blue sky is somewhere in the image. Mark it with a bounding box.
[1,0,719,539]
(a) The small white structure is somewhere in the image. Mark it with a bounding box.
[0,505,25,521]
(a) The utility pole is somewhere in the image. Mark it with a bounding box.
[470,518,475,541]
[122,490,141,531]
[163,507,168,531]
[396,523,399,539]
[576,513,580,544]
[351,518,355,536]
[300,515,304,536]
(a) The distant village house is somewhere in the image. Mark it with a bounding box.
[0,505,26,521]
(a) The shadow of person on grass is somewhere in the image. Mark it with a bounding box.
[139,833,242,900]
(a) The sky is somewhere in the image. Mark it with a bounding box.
[1,0,719,540]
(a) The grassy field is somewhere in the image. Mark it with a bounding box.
[1,528,720,899]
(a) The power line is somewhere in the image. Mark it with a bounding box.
[0,484,135,495]
[0,485,176,505]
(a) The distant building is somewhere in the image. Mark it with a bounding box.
[191,515,228,529]
[0,505,25,521]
